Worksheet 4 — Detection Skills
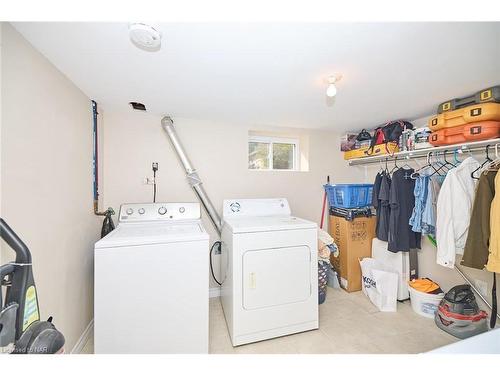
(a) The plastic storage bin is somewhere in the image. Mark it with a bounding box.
[408,284,444,319]
[325,184,374,209]
[429,103,500,131]
[438,85,500,113]
[429,121,500,146]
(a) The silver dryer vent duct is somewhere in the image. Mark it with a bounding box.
[161,116,222,235]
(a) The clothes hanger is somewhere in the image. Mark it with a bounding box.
[401,156,414,179]
[389,157,399,174]
[443,150,456,172]
[427,151,438,176]
[453,149,462,165]
[384,157,390,175]
[485,143,500,172]
[428,151,441,175]
[401,155,412,170]
[429,152,443,176]
[440,150,454,171]
[433,151,445,171]
[411,152,432,179]
[410,155,425,179]
[378,159,384,174]
[429,151,448,177]
[471,145,493,180]
[448,149,458,167]
[441,150,455,171]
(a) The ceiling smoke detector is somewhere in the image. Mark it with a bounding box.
[129,23,162,52]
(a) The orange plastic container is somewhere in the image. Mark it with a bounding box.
[428,103,500,131]
[429,121,500,146]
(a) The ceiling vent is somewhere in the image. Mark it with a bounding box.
[129,102,147,111]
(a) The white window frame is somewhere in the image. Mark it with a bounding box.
[248,135,300,171]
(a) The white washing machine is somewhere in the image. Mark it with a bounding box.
[94,202,209,354]
[220,198,318,346]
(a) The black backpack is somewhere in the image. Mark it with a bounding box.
[355,129,372,142]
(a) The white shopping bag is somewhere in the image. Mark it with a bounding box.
[359,257,399,312]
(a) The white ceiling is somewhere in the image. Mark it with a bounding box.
[12,22,500,131]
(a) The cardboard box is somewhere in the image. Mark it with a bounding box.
[329,215,376,292]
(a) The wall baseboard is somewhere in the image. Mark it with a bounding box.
[209,287,221,298]
[71,319,94,354]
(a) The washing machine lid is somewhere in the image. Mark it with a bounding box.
[223,215,316,234]
[95,221,209,249]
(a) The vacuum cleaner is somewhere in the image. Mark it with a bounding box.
[0,218,65,354]
[435,284,488,339]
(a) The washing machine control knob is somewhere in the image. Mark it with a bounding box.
[179,207,185,213]
[158,206,167,215]
[230,202,241,213]
[138,208,145,215]
[126,208,134,215]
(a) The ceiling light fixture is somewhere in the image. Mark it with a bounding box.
[326,74,342,97]
[129,23,162,52]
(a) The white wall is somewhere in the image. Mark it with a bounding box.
[0,23,100,349]
[100,109,354,288]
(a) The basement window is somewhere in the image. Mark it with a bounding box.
[248,135,299,171]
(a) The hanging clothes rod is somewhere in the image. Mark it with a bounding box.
[348,138,500,166]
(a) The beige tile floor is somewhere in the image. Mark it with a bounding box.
[80,287,458,354]
[210,287,458,354]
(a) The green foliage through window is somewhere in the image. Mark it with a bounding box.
[248,137,297,170]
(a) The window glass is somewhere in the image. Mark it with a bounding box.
[248,136,299,171]
[272,143,295,170]
[248,141,270,169]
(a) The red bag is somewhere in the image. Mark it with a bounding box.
[367,120,413,155]
[373,128,385,145]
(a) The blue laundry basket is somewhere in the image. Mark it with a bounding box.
[325,184,374,209]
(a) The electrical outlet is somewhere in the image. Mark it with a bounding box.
[143,177,155,185]
[473,279,488,297]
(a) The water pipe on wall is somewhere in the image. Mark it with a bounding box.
[92,100,114,217]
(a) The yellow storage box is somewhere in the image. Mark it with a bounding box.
[429,102,500,131]
[344,143,399,160]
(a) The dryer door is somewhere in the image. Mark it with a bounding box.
[242,246,311,310]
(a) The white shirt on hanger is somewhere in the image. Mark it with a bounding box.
[436,157,480,268]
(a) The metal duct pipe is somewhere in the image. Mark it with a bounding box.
[161,116,222,235]
[454,265,500,320]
